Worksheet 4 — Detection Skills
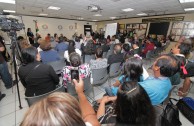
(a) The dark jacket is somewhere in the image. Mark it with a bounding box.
[108,53,124,65]
[18,61,59,97]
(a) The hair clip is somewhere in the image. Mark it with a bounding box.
[134,54,142,60]
[126,87,137,94]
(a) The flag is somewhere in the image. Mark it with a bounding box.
[35,21,39,33]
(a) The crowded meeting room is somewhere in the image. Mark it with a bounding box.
[0,0,194,125]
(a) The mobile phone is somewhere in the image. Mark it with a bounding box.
[71,69,79,81]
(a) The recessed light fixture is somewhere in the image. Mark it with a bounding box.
[137,13,147,16]
[48,6,61,10]
[110,17,117,19]
[179,0,194,3]
[39,13,48,16]
[0,0,15,4]
[92,20,98,21]
[3,10,15,13]
[122,8,134,12]
[78,17,84,20]
[184,8,194,11]
[93,14,102,16]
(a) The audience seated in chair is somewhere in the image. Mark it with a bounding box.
[171,40,194,96]
[108,44,124,65]
[90,47,108,69]
[131,43,140,55]
[55,36,69,53]
[64,40,81,64]
[21,78,100,126]
[18,46,59,97]
[141,38,155,57]
[62,52,90,87]
[105,55,148,96]
[39,40,61,63]
[122,43,132,55]
[139,54,179,105]
[97,81,155,125]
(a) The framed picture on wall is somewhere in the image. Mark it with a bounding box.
[132,24,139,29]
[173,22,184,28]
[126,24,132,29]
[140,23,147,29]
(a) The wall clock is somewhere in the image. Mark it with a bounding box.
[58,25,63,30]
[42,24,48,29]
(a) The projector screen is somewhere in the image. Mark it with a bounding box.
[105,23,117,38]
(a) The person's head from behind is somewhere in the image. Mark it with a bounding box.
[27,28,31,32]
[54,33,57,38]
[40,40,51,51]
[17,36,24,41]
[123,44,130,52]
[59,36,64,43]
[114,44,122,54]
[69,52,81,67]
[115,81,155,125]
[152,54,179,78]
[111,35,116,41]
[68,40,76,55]
[19,39,31,49]
[22,46,40,64]
[123,57,143,81]
[75,36,80,42]
[20,92,85,126]
[95,47,103,59]
[47,33,50,37]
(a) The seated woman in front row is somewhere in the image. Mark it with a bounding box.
[104,54,149,96]
[90,47,108,69]
[18,46,59,97]
[97,81,156,125]
[62,52,90,87]
[21,78,100,126]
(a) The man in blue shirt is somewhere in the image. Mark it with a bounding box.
[139,54,179,105]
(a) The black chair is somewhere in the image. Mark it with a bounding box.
[46,59,66,74]
[25,85,66,106]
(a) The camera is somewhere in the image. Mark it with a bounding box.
[0,17,25,32]
[71,69,79,81]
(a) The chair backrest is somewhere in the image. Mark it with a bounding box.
[67,77,91,96]
[84,54,95,64]
[25,85,66,106]
[46,59,66,74]
[103,52,107,58]
[109,62,122,77]
[91,67,108,85]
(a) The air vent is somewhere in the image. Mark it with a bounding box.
[142,10,156,13]
[110,0,121,2]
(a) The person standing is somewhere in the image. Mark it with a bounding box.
[0,42,13,89]
[27,28,34,45]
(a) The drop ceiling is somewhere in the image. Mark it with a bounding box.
[0,0,194,21]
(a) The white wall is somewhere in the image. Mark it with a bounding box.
[0,15,96,42]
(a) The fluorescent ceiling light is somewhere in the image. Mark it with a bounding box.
[110,17,117,19]
[92,20,98,21]
[48,6,61,10]
[78,17,84,20]
[179,0,194,3]
[39,13,48,16]
[3,10,15,13]
[122,8,134,12]
[184,8,194,11]
[0,0,15,4]
[137,13,147,16]
[93,14,102,16]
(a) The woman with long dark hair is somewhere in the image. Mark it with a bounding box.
[97,81,155,125]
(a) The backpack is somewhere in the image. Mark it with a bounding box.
[177,97,194,124]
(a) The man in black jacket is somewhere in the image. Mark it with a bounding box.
[108,44,123,65]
